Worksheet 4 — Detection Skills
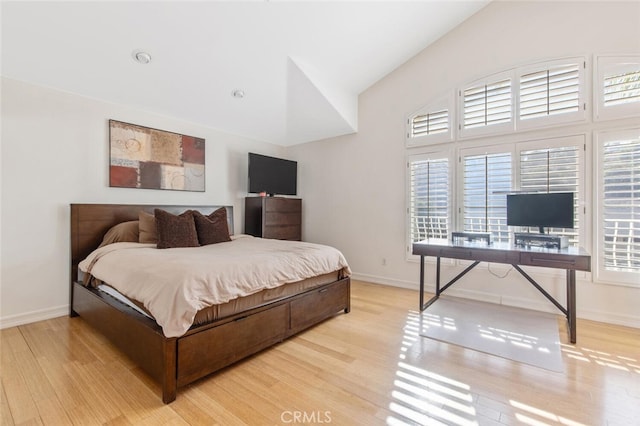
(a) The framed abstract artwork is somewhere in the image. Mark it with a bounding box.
[109,120,205,191]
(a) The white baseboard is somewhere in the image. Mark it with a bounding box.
[350,272,640,329]
[0,305,69,329]
[350,272,416,290]
[577,308,640,329]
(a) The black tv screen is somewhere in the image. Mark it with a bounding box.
[248,153,297,196]
[507,192,574,231]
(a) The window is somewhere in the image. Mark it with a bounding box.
[604,70,640,106]
[407,153,451,248]
[406,93,454,147]
[459,72,513,138]
[518,58,586,129]
[595,129,640,286]
[460,150,512,242]
[595,56,640,121]
[458,136,585,246]
[410,110,448,137]
[404,53,638,287]
[517,137,584,247]
[456,58,587,138]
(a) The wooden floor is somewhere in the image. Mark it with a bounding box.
[2,280,639,425]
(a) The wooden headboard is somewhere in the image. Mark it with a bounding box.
[69,204,234,283]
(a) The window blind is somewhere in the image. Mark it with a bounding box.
[519,146,580,246]
[462,152,511,242]
[520,64,580,120]
[409,157,449,243]
[601,138,640,274]
[604,69,640,107]
[410,109,448,138]
[463,78,512,129]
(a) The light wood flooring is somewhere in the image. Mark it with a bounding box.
[1,280,639,425]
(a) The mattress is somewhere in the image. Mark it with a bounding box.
[96,271,341,327]
[79,235,351,336]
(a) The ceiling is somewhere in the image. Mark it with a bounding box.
[1,1,489,146]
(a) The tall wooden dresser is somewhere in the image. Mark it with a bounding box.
[244,197,302,241]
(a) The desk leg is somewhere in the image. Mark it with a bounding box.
[567,270,576,344]
[420,255,440,311]
[436,257,441,296]
[420,255,425,310]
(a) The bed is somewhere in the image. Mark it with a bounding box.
[69,203,351,403]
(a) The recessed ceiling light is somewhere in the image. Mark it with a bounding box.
[132,50,152,64]
[232,89,245,99]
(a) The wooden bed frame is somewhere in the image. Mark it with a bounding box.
[70,203,351,403]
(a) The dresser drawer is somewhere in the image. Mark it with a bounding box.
[263,225,301,241]
[265,211,301,226]
[519,252,591,271]
[265,198,301,213]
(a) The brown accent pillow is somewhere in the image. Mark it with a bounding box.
[98,221,139,248]
[154,209,199,249]
[193,208,231,246]
[139,211,157,244]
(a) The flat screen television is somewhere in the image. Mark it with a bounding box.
[507,192,574,233]
[248,153,297,196]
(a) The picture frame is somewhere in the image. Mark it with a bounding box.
[109,120,205,192]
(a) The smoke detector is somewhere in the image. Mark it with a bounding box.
[132,50,152,64]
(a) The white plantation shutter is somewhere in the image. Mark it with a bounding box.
[407,93,454,146]
[597,130,640,285]
[408,155,450,243]
[462,78,512,130]
[595,56,640,121]
[520,64,581,120]
[410,110,448,138]
[604,70,640,107]
[462,152,512,242]
[519,146,581,246]
[517,58,586,129]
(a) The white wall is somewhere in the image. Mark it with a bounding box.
[0,77,285,327]
[288,1,640,327]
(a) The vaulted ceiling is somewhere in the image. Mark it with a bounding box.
[1,1,489,146]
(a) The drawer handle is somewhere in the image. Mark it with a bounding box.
[234,315,248,322]
[530,257,575,265]
[319,288,329,293]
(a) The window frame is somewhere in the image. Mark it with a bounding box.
[458,70,515,139]
[406,91,455,147]
[516,57,588,131]
[594,55,640,122]
[514,134,587,249]
[406,148,455,259]
[594,127,640,287]
[457,144,514,242]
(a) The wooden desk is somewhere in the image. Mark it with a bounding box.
[412,239,591,344]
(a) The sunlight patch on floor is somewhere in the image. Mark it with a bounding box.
[387,311,478,426]
[388,309,595,426]
[478,326,541,350]
[510,400,587,426]
[422,311,458,331]
[561,344,639,373]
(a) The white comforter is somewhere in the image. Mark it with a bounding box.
[79,234,351,337]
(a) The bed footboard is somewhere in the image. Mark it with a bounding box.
[72,282,178,402]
